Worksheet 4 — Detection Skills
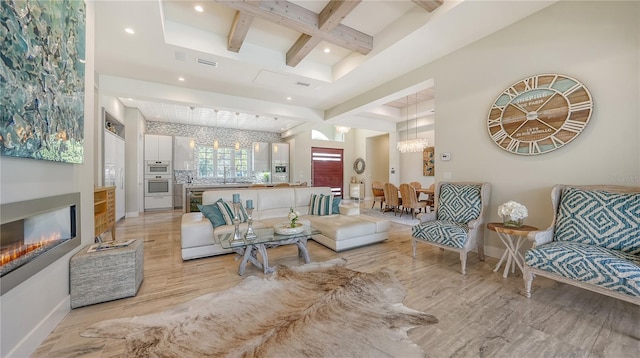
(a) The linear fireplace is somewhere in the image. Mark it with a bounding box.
[1,193,81,295]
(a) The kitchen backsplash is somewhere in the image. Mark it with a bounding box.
[146,121,281,148]
[147,121,282,185]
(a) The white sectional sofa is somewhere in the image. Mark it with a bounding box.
[180,186,390,260]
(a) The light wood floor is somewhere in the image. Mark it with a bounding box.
[33,207,639,357]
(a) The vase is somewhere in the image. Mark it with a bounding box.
[503,217,523,228]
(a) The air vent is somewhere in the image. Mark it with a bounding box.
[196,58,218,67]
[296,81,311,87]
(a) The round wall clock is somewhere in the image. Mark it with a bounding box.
[487,74,593,155]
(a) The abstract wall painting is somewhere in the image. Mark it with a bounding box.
[1,0,86,163]
[423,146,435,176]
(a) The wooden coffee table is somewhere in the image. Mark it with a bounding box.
[219,226,318,275]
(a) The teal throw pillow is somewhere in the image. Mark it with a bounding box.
[332,196,341,214]
[197,204,227,228]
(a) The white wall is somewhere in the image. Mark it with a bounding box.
[396,1,640,255]
[0,2,96,356]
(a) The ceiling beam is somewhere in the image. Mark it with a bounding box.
[216,1,372,59]
[411,0,444,12]
[228,11,255,52]
[286,0,361,67]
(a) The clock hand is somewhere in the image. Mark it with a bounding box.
[508,102,529,115]
[534,92,558,113]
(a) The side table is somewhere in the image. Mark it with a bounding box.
[487,223,537,278]
[70,239,144,308]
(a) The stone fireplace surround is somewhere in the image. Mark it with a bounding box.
[0,192,81,295]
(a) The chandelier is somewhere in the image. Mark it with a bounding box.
[397,93,428,153]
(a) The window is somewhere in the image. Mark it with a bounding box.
[196,145,250,179]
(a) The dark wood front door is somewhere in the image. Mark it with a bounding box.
[312,147,344,197]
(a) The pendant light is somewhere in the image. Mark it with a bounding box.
[397,93,428,153]
[213,109,219,150]
[234,112,240,151]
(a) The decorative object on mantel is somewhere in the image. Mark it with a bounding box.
[397,93,429,153]
[487,73,593,155]
[1,0,86,163]
[79,259,438,357]
[498,201,528,227]
[423,146,435,176]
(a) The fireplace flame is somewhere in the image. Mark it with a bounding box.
[1,232,62,266]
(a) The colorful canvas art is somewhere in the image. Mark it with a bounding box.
[0,0,86,163]
[423,146,435,176]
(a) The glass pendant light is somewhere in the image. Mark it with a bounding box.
[213,109,219,150]
[397,93,428,153]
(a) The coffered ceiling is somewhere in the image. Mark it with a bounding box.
[95,0,556,134]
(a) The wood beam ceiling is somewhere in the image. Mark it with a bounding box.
[218,0,443,67]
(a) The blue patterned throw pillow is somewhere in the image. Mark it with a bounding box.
[554,187,640,255]
[216,198,249,225]
[309,194,334,216]
[436,184,482,224]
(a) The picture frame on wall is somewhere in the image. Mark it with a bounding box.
[423,147,434,176]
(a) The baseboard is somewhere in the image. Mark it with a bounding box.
[6,296,70,358]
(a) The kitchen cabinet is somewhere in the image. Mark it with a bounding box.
[173,183,183,209]
[174,136,194,170]
[145,134,172,161]
[252,142,269,172]
[144,196,173,210]
[271,143,289,164]
[104,130,125,221]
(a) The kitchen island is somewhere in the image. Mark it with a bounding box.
[184,183,300,212]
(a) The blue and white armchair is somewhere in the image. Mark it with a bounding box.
[411,182,491,274]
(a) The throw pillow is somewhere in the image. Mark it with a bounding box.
[216,198,249,225]
[197,204,227,228]
[309,194,334,216]
[332,196,341,214]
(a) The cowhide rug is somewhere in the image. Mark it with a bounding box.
[81,258,438,357]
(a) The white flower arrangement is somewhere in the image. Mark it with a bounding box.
[498,201,528,227]
[288,207,300,228]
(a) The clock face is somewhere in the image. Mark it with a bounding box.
[487,74,593,155]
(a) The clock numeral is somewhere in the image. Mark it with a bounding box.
[561,119,587,133]
[506,139,521,152]
[491,129,508,144]
[503,87,520,100]
[569,101,592,112]
[548,74,560,90]
[487,118,501,128]
[491,103,506,111]
[563,83,582,96]
[529,141,541,154]
[551,136,565,148]
[523,76,538,91]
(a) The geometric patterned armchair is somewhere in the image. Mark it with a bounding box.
[411,182,491,274]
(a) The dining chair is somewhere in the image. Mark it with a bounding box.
[371,181,385,210]
[411,182,491,274]
[422,183,435,210]
[399,183,427,219]
[409,181,422,189]
[383,183,403,216]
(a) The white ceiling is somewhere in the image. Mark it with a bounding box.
[95,0,556,134]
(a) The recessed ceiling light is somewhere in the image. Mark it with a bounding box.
[124,28,135,34]
[323,48,331,53]
[286,96,292,101]
[178,77,185,81]
[194,5,204,12]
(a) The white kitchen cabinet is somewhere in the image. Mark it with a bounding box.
[145,134,173,161]
[174,136,195,170]
[144,196,173,210]
[252,142,269,172]
[271,143,289,164]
